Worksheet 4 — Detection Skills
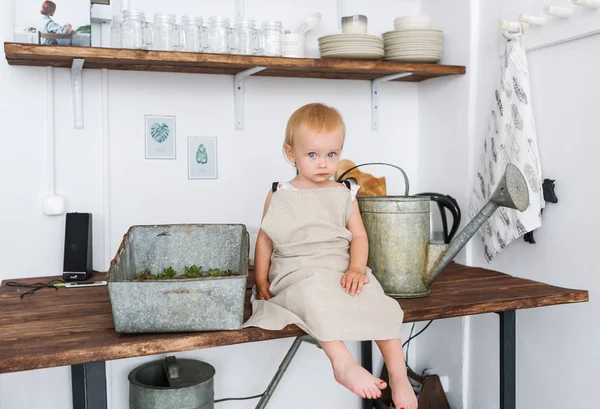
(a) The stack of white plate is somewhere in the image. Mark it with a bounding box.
[318,34,384,60]
[393,15,431,30]
[382,29,443,63]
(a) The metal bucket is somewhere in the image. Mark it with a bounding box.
[358,195,432,297]
[129,356,215,409]
[337,162,432,297]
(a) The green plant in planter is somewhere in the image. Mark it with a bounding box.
[136,269,152,280]
[184,264,202,278]
[208,268,236,277]
[163,267,177,279]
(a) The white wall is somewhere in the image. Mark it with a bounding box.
[414,0,475,406]
[0,0,437,408]
[467,1,600,408]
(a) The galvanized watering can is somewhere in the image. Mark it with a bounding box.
[337,162,530,298]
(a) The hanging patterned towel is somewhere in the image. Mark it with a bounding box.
[469,31,545,262]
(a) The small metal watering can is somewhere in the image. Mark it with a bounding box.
[337,162,530,298]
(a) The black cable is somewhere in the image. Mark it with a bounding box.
[214,393,264,403]
[403,320,434,349]
[403,320,434,373]
[404,323,416,365]
[5,279,65,299]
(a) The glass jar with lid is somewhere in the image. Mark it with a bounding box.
[181,15,206,53]
[232,18,261,55]
[151,12,183,51]
[260,20,283,56]
[120,10,152,50]
[207,16,233,54]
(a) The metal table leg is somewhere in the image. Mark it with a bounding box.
[255,335,320,409]
[361,340,373,409]
[498,310,516,409]
[72,361,107,409]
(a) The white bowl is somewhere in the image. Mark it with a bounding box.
[394,22,431,30]
[393,15,432,30]
[393,15,431,24]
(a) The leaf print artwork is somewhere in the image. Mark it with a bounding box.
[500,143,511,165]
[505,123,520,157]
[491,137,498,162]
[469,202,481,221]
[524,164,539,193]
[478,172,486,198]
[491,110,499,134]
[496,232,506,249]
[498,208,510,226]
[516,219,528,236]
[485,221,493,237]
[501,76,513,98]
[484,245,493,263]
[196,144,208,164]
[511,104,523,130]
[513,77,528,104]
[495,90,504,116]
[151,123,170,143]
[488,161,496,186]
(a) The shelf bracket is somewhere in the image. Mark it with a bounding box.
[371,72,412,131]
[71,58,85,129]
[234,66,266,130]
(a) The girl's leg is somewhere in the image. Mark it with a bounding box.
[375,339,418,409]
[319,340,387,399]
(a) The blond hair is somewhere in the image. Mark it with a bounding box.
[284,103,346,148]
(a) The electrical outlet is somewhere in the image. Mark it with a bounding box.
[42,195,65,216]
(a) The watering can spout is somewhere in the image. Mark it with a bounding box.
[425,163,530,286]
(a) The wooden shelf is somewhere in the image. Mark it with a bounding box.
[4,42,466,82]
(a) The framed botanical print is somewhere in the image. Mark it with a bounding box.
[188,137,218,179]
[145,115,176,159]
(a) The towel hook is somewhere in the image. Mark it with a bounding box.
[543,5,574,17]
[572,0,600,8]
[518,14,547,25]
[499,20,522,33]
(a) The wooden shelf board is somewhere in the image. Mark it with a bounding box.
[4,42,466,82]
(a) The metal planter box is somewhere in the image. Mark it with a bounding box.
[107,224,249,334]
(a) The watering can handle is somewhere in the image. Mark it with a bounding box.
[164,356,180,380]
[336,162,410,196]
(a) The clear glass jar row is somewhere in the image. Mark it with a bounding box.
[111,12,283,56]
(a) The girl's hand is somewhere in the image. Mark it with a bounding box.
[256,280,272,300]
[341,269,369,296]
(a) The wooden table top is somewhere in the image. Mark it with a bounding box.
[0,262,588,374]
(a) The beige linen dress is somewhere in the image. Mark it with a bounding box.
[243,184,404,341]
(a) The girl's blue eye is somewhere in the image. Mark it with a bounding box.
[308,152,316,158]
[328,152,336,158]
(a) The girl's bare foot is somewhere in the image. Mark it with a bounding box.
[389,371,418,409]
[332,358,387,399]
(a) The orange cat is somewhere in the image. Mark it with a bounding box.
[335,160,387,196]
